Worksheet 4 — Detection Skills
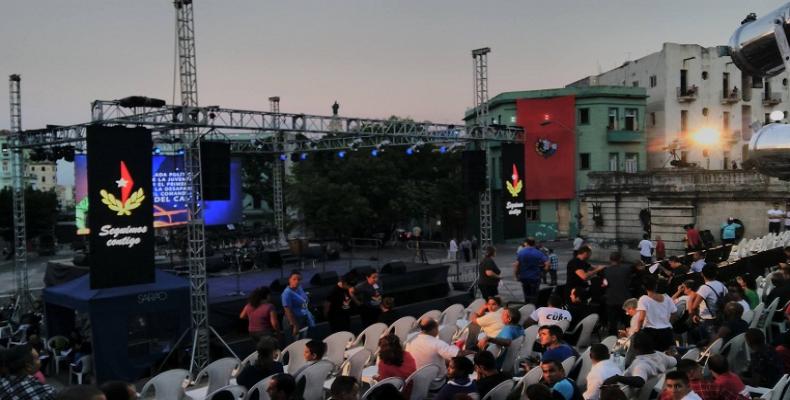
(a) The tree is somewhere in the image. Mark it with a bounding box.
[0,187,60,241]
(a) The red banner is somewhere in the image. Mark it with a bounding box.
[516,96,576,200]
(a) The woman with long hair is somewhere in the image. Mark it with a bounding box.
[376,333,416,397]
[477,246,501,299]
[240,287,279,342]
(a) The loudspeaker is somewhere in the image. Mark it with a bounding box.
[200,141,231,200]
[310,271,339,286]
[381,261,406,274]
[462,151,486,193]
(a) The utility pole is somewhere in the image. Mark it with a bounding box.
[472,47,493,249]
[9,74,32,319]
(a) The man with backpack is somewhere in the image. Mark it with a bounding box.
[689,264,727,345]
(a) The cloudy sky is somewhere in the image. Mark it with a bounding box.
[1,1,783,132]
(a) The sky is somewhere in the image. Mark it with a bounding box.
[0,0,784,184]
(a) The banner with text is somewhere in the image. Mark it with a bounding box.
[501,143,527,239]
[87,126,154,289]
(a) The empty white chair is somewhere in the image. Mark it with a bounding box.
[346,322,387,359]
[389,316,417,344]
[700,338,723,359]
[572,348,593,389]
[139,369,189,400]
[324,348,373,392]
[720,333,749,374]
[750,303,767,329]
[561,356,576,376]
[756,298,780,335]
[681,348,701,360]
[500,336,526,375]
[515,365,543,393]
[518,304,536,322]
[745,373,789,399]
[637,374,662,400]
[69,355,92,385]
[437,324,457,344]
[243,374,274,400]
[193,357,241,395]
[361,377,405,400]
[600,336,618,351]
[404,364,441,400]
[206,384,247,400]
[277,338,310,374]
[323,331,355,367]
[294,360,335,400]
[439,304,465,327]
[517,325,540,362]
[566,313,599,350]
[482,379,515,400]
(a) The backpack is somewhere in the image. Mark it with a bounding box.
[702,283,727,321]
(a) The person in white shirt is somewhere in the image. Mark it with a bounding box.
[573,235,584,253]
[663,370,702,400]
[635,275,677,351]
[689,251,705,274]
[448,239,458,260]
[406,318,471,376]
[470,296,505,338]
[638,234,654,264]
[620,298,640,338]
[525,294,572,330]
[768,202,784,234]
[785,208,790,231]
[583,344,622,400]
[603,331,677,396]
[688,264,727,342]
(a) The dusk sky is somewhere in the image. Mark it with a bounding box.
[0,1,782,131]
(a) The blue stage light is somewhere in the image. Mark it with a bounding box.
[406,147,414,155]
[153,147,161,155]
[371,149,379,157]
[439,146,448,154]
[177,148,185,155]
[300,152,308,160]
[279,153,288,161]
[337,150,346,159]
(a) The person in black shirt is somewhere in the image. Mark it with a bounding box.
[478,246,501,299]
[324,275,359,332]
[355,271,383,326]
[602,252,633,335]
[765,272,790,307]
[474,350,509,398]
[236,337,284,390]
[378,297,398,327]
[565,247,604,300]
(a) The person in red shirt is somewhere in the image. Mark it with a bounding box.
[684,225,703,252]
[655,235,666,260]
[376,333,417,397]
[708,355,746,397]
[239,287,279,342]
[658,359,747,400]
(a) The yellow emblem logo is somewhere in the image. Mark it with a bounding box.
[100,161,145,216]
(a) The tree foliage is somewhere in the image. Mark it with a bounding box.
[0,187,60,241]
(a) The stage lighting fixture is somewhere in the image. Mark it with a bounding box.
[300,152,308,160]
[405,147,415,155]
[371,149,379,157]
[337,150,347,159]
[439,146,448,154]
[279,153,288,161]
[177,148,185,155]
[153,147,162,155]
[349,138,363,151]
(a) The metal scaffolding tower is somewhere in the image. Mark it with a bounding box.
[472,47,493,249]
[9,74,32,318]
[174,0,210,375]
[269,96,286,243]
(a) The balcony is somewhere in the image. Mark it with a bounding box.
[607,129,644,143]
[676,86,697,103]
[720,90,740,105]
[763,92,782,106]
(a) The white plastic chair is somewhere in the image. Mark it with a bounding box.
[518,304,536,322]
[519,325,540,360]
[243,374,274,400]
[565,313,599,350]
[416,310,442,328]
[323,331,355,368]
[481,379,515,400]
[750,303,766,329]
[439,304,465,326]
[561,356,576,376]
[437,324,457,344]
[277,338,310,374]
[389,316,417,344]
[746,373,789,399]
[324,348,372,392]
[464,299,486,319]
[193,357,241,395]
[556,319,571,333]
[295,360,335,400]
[139,369,190,400]
[46,335,70,375]
[681,348,701,360]
[699,338,723,361]
[404,364,441,400]
[69,355,92,385]
[515,365,543,392]
[600,335,618,351]
[720,333,749,374]
[742,309,755,324]
[637,374,661,400]
[361,377,405,400]
[346,322,387,359]
[572,348,593,389]
[500,336,526,375]
[239,351,259,371]
[206,384,247,400]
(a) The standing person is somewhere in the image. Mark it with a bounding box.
[684,225,703,252]
[566,247,605,300]
[768,202,784,234]
[281,271,312,340]
[737,275,760,309]
[547,249,559,286]
[688,264,727,344]
[635,275,677,351]
[721,218,742,245]
[602,252,632,336]
[448,238,459,260]
[478,246,501,299]
[461,238,472,263]
[655,235,666,260]
[324,275,359,332]
[638,234,654,264]
[514,238,550,304]
[355,271,382,327]
[240,287,279,343]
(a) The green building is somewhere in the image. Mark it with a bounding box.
[464,86,647,242]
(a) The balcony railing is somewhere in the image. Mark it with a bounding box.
[676,86,697,102]
[607,130,644,143]
[763,92,782,106]
[720,89,740,105]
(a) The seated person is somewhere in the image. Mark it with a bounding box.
[267,374,297,400]
[407,318,471,377]
[539,359,583,400]
[583,344,621,400]
[434,356,477,400]
[474,351,509,398]
[525,294,572,330]
[665,256,690,277]
[523,325,575,371]
[657,359,745,400]
[689,252,705,274]
[237,337,284,390]
[763,272,790,307]
[100,381,139,400]
[707,355,746,396]
[709,302,748,345]
[330,376,360,400]
[377,297,398,327]
[566,287,592,332]
[662,371,701,400]
[0,345,55,399]
[470,296,505,339]
[477,307,524,362]
[291,339,327,378]
[603,332,676,396]
[742,328,783,388]
[376,333,417,398]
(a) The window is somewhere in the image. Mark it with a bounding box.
[702,71,709,80]
[525,201,539,222]
[625,153,639,173]
[510,116,516,123]
[632,81,639,87]
[784,78,789,87]
[649,75,657,88]
[702,108,709,117]
[608,108,619,130]
[723,72,730,96]
[624,108,638,131]
[580,153,591,170]
[41,176,45,182]
[723,151,730,170]
[680,69,688,94]
[608,153,619,172]
[650,112,656,127]
[41,166,45,171]
[765,113,771,124]
[680,110,688,136]
[723,111,730,133]
[579,108,590,125]
[1,143,7,153]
